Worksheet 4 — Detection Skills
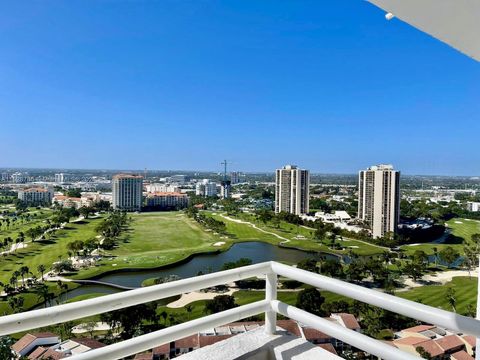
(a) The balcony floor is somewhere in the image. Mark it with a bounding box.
[177,326,341,360]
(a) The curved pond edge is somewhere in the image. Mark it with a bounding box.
[66,239,348,282]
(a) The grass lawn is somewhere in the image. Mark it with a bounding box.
[0,282,79,315]
[209,212,384,256]
[447,218,480,242]
[400,218,480,256]
[71,212,222,279]
[398,276,476,314]
[0,217,102,314]
[0,208,54,243]
[0,217,103,284]
[66,293,106,303]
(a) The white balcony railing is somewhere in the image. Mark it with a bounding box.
[1,261,479,360]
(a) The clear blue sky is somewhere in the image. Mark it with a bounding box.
[1,1,479,175]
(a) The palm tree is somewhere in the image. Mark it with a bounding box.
[26,227,37,242]
[446,287,457,312]
[35,284,52,308]
[19,266,29,288]
[185,305,193,320]
[37,264,46,281]
[160,311,168,325]
[11,270,21,291]
[8,295,24,314]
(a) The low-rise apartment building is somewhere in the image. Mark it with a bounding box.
[17,187,54,205]
[145,192,189,210]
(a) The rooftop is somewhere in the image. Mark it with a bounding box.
[112,174,143,179]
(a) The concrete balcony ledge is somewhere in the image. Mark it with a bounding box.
[177,326,341,360]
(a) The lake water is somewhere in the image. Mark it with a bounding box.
[58,241,338,301]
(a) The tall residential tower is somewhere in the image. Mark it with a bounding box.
[112,174,143,211]
[275,165,310,215]
[358,164,400,238]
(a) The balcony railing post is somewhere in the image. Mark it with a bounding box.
[265,272,277,335]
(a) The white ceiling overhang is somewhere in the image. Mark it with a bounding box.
[367,0,480,62]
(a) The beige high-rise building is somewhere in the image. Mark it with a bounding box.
[358,164,400,239]
[275,165,310,215]
[112,174,143,211]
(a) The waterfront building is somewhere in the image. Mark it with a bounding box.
[275,165,310,215]
[358,164,400,238]
[112,174,143,211]
[17,187,54,205]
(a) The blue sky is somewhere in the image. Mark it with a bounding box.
[0,1,479,175]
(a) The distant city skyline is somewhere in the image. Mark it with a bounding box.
[1,166,480,178]
[1,2,479,176]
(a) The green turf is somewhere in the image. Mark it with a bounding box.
[66,293,107,303]
[209,212,384,256]
[0,282,79,315]
[397,276,477,314]
[400,218,480,256]
[0,217,103,284]
[70,212,222,279]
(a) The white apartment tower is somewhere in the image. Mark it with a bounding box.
[275,165,310,215]
[112,174,143,211]
[358,164,400,239]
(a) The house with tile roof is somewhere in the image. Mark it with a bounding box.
[11,332,60,358]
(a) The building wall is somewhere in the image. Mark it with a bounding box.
[146,193,189,209]
[358,165,400,238]
[112,175,143,211]
[18,188,54,205]
[275,165,309,215]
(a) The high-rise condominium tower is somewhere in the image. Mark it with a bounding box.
[358,164,400,239]
[275,165,310,215]
[112,174,143,211]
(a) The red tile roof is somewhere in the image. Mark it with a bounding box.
[462,335,476,348]
[133,352,153,360]
[147,192,187,197]
[23,188,49,193]
[317,343,338,355]
[176,334,199,349]
[39,348,64,359]
[113,174,143,179]
[303,327,331,341]
[336,313,361,330]
[11,333,58,354]
[394,337,428,346]
[152,343,170,355]
[436,335,465,351]
[277,320,301,337]
[403,324,435,333]
[198,334,233,347]
[71,338,106,349]
[452,350,475,360]
[27,346,48,359]
[416,339,444,357]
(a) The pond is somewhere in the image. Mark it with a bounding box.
[53,241,339,303]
